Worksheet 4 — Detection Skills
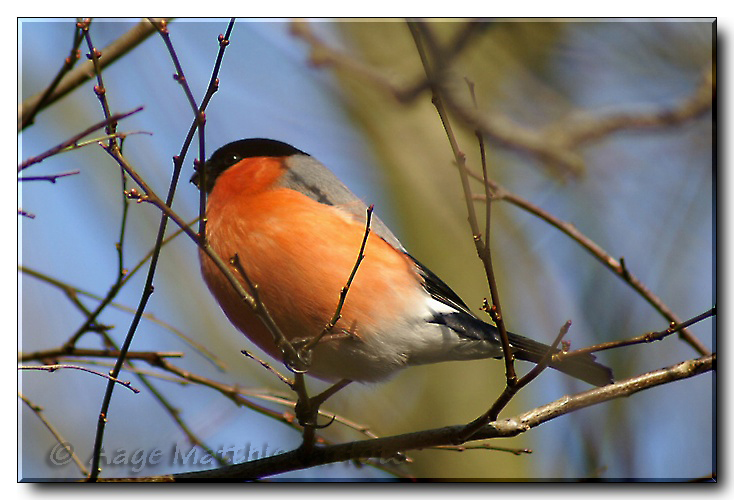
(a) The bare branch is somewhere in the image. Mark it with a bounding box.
[241,350,293,388]
[163,354,714,480]
[19,364,140,393]
[300,205,374,353]
[460,320,572,441]
[555,307,715,361]
[19,347,183,364]
[19,19,164,129]
[472,183,711,357]
[228,253,305,371]
[18,170,80,183]
[18,107,143,172]
[19,21,85,129]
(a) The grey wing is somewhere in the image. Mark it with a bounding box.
[282,154,405,252]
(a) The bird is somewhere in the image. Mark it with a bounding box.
[191,138,613,390]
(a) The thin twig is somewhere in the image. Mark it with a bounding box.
[197,18,235,240]
[20,21,85,129]
[150,19,201,119]
[19,260,226,370]
[80,19,116,143]
[459,320,572,441]
[88,330,230,467]
[75,354,383,455]
[100,149,291,366]
[18,107,143,172]
[409,22,516,386]
[229,254,304,372]
[148,17,209,239]
[19,393,90,476]
[433,443,532,455]
[19,364,140,393]
[300,205,374,352]
[468,75,517,385]
[60,359,189,384]
[471,184,711,356]
[241,350,293,388]
[19,19,164,130]
[555,307,715,361]
[113,126,132,319]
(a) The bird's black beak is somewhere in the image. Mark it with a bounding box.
[191,159,207,191]
[190,170,201,189]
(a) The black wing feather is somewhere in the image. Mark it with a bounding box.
[410,255,614,386]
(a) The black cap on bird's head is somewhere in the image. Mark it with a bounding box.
[191,138,308,193]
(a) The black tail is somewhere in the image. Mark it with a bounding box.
[507,331,613,387]
[428,311,614,386]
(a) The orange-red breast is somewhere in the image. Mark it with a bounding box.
[192,138,613,386]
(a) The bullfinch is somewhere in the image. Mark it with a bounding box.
[191,138,613,387]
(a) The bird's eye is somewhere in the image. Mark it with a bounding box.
[229,154,240,165]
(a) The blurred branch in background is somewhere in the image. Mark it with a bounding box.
[470,176,712,356]
[292,20,714,177]
[18,107,143,171]
[19,19,166,131]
